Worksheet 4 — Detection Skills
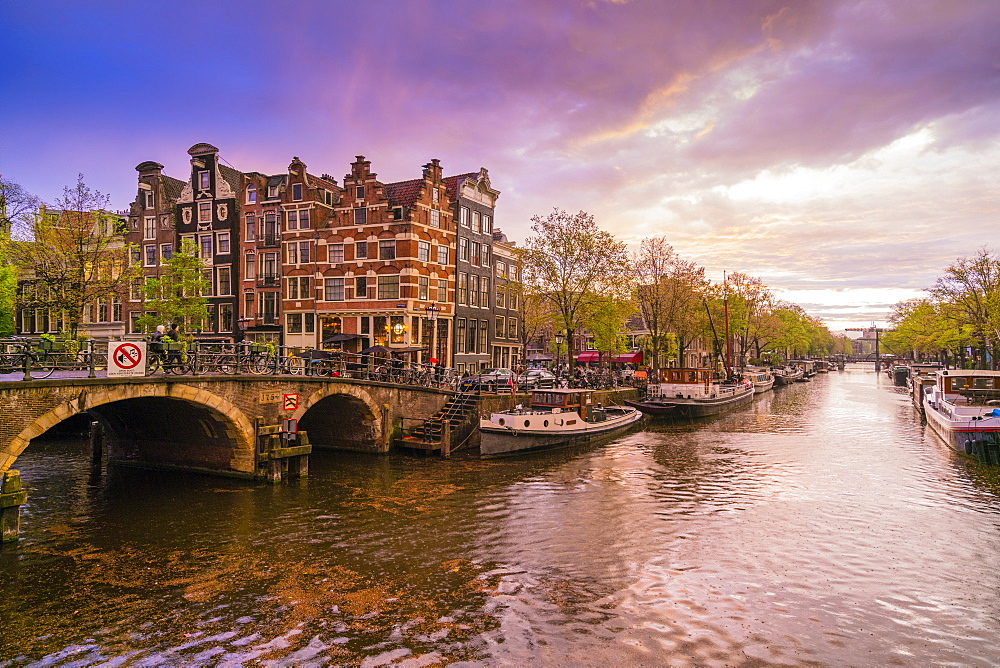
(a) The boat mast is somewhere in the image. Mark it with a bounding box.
[723,272,733,378]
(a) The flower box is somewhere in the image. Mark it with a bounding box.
[149,342,165,353]
[164,342,184,352]
[39,340,65,352]
[250,344,269,353]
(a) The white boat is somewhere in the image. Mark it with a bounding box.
[923,369,1000,457]
[744,369,775,394]
[909,362,943,408]
[479,388,643,456]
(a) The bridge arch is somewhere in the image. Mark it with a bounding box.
[294,384,384,452]
[4,383,256,475]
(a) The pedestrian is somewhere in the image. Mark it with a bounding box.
[151,325,166,343]
[167,323,180,341]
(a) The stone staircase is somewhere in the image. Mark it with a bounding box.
[399,392,480,455]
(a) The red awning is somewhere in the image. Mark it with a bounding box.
[576,351,600,362]
[612,351,644,364]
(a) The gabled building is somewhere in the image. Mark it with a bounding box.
[491,229,521,369]
[445,168,500,374]
[317,156,455,362]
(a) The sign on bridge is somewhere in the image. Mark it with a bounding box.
[108,342,147,377]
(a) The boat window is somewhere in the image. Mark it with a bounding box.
[687,371,697,382]
[498,418,505,426]
[523,420,531,428]
[974,377,995,389]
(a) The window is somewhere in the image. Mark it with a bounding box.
[287,313,303,333]
[219,303,233,332]
[483,247,491,267]
[497,260,507,277]
[305,313,314,333]
[460,207,470,227]
[467,319,478,354]
[378,239,396,260]
[483,215,492,233]
[329,243,344,263]
[260,291,277,324]
[469,274,479,307]
[508,317,518,338]
[355,276,368,298]
[287,209,310,230]
[262,252,278,279]
[130,246,141,265]
[245,253,256,280]
[144,190,154,209]
[262,212,278,240]
[199,234,213,259]
[430,209,440,228]
[432,187,439,203]
[245,215,256,241]
[496,316,505,338]
[473,211,481,233]
[202,269,214,296]
[418,241,430,262]
[470,241,481,266]
[496,288,505,308]
[198,202,211,223]
[217,232,230,254]
[143,245,157,266]
[458,272,468,305]
[418,276,429,300]
[286,276,310,299]
[459,238,468,261]
[217,267,231,295]
[377,275,399,300]
[479,319,488,351]
[144,216,156,240]
[244,292,255,319]
[199,170,210,190]
[324,277,345,301]
[456,318,466,353]
[287,241,311,264]
[355,208,367,225]
[267,184,278,199]
[292,183,303,201]
[131,278,144,301]
[355,241,367,259]
[247,185,257,204]
[480,277,490,306]
[437,245,448,265]
[392,206,404,220]
[161,243,173,261]
[438,279,447,302]
[356,185,365,199]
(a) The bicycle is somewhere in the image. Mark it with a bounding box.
[146,344,191,375]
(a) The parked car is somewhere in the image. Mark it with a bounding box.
[517,369,557,390]
[460,368,515,392]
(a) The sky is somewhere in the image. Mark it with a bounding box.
[2,0,999,334]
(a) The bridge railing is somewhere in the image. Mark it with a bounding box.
[0,337,462,391]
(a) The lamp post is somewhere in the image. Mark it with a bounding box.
[554,331,565,381]
[426,302,440,366]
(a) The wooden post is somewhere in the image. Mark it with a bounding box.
[1,471,28,541]
[441,421,451,458]
[89,420,104,470]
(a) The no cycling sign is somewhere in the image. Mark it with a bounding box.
[109,341,147,377]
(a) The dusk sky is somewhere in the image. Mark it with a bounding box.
[2,0,999,333]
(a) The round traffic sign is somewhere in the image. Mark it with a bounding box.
[113,343,143,369]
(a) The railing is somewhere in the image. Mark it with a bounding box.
[257,234,280,248]
[257,274,279,287]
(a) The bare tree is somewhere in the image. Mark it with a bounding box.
[2,175,140,339]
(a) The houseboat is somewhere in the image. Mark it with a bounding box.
[626,368,754,418]
[479,388,643,456]
[745,369,775,394]
[909,362,943,408]
[772,365,804,386]
[923,369,1000,457]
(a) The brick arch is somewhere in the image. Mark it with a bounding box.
[293,384,385,451]
[1,383,256,474]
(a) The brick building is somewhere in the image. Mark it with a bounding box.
[491,229,521,369]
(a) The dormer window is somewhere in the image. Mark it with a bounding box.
[356,186,364,200]
[199,171,210,190]
[267,185,278,199]
[247,186,257,204]
[144,190,154,209]
[293,183,303,201]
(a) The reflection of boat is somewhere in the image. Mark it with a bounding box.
[744,369,775,394]
[479,388,643,456]
[924,370,1000,461]
[626,368,754,418]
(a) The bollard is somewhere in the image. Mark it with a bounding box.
[87,340,97,379]
[1,471,28,541]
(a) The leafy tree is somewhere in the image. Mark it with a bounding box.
[585,294,635,364]
[521,209,630,372]
[928,248,1000,367]
[0,176,40,238]
[136,239,209,335]
[1,175,140,339]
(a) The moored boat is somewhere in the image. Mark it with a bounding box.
[909,362,943,408]
[479,388,643,456]
[923,369,1000,462]
[744,369,775,394]
[626,367,754,418]
[772,365,804,385]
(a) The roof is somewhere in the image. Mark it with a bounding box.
[443,173,476,200]
[162,175,186,202]
[383,178,423,207]
[219,164,244,196]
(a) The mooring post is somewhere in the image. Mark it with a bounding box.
[89,420,104,469]
[441,421,451,458]
[1,471,28,542]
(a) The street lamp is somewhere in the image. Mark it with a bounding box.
[554,331,565,379]
[426,302,440,366]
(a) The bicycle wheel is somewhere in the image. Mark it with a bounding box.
[285,356,305,375]
[218,355,238,374]
[249,354,273,375]
[32,352,55,379]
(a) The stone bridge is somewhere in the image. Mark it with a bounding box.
[0,376,453,478]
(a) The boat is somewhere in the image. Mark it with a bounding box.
[923,369,1000,459]
[744,369,775,394]
[479,388,643,456]
[909,362,943,408]
[626,367,755,418]
[772,365,804,386]
[891,364,910,387]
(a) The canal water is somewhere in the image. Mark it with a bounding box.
[2,365,1000,666]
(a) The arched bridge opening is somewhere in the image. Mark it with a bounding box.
[298,393,379,451]
[87,397,248,473]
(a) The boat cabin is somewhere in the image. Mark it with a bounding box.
[936,370,1000,405]
[649,368,716,399]
[529,388,605,422]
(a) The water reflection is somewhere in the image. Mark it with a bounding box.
[2,366,1000,666]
